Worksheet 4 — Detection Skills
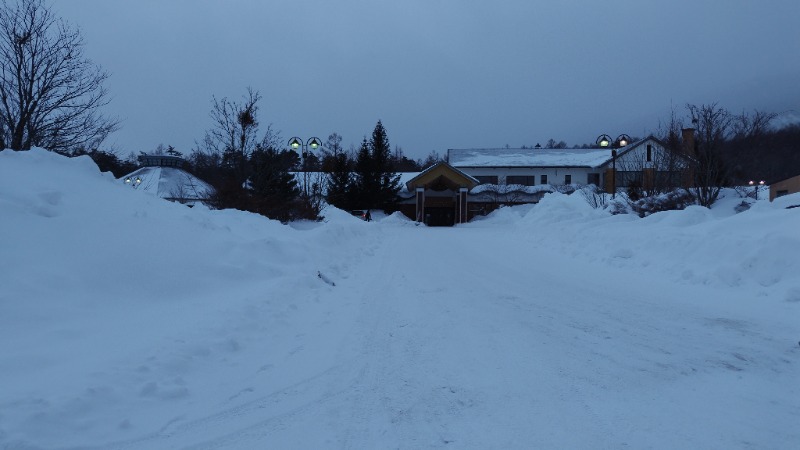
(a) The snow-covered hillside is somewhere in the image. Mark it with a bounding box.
[1,149,798,449]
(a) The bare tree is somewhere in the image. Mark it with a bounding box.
[307,171,328,217]
[656,105,685,156]
[419,150,442,169]
[578,184,609,209]
[727,109,778,183]
[0,0,118,152]
[201,88,261,158]
[687,103,734,207]
[197,87,265,185]
[732,109,776,141]
[320,132,343,172]
[615,141,688,198]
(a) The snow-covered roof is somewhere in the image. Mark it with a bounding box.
[448,147,614,168]
[405,161,480,190]
[119,166,214,202]
[448,138,675,169]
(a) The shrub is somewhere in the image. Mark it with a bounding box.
[629,189,695,217]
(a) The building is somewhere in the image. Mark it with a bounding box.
[770,174,800,201]
[398,162,480,226]
[448,136,688,193]
[119,155,214,205]
[396,137,690,226]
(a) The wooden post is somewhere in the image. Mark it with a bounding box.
[604,168,616,194]
[458,187,468,224]
[415,187,425,222]
[643,168,655,191]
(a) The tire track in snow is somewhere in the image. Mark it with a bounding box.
[339,227,407,448]
[96,225,388,450]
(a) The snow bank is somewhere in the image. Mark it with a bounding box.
[0,149,348,447]
[1,149,798,449]
[503,188,800,296]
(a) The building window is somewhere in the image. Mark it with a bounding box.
[540,175,548,185]
[475,175,498,185]
[588,173,600,185]
[506,175,536,186]
[647,144,652,162]
[564,174,572,184]
[777,190,789,198]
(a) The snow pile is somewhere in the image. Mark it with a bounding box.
[0,149,374,447]
[1,148,798,449]
[515,190,800,295]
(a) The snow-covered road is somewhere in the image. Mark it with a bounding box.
[108,223,796,449]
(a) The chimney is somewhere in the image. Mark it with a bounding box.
[681,128,695,155]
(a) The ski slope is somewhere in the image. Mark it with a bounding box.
[0,149,798,449]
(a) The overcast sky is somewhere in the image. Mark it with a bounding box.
[53,0,800,160]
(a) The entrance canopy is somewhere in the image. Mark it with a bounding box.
[403,162,480,225]
[406,162,480,192]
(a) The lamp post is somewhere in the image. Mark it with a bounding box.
[596,134,631,198]
[124,176,142,189]
[288,136,321,197]
[748,180,765,200]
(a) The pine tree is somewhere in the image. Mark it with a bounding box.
[369,121,401,212]
[249,146,300,222]
[350,121,402,211]
[353,138,378,208]
[325,151,353,210]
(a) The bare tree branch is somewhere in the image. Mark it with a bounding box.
[0,0,118,152]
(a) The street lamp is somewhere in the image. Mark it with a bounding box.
[289,136,322,197]
[124,176,142,188]
[596,134,631,198]
[748,180,765,200]
[289,136,321,161]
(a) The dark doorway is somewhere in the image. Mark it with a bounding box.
[425,207,455,226]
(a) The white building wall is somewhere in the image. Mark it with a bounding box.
[611,139,682,170]
[448,138,683,190]
[459,166,599,185]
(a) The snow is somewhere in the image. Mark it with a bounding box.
[119,166,214,202]
[1,148,798,449]
[447,147,613,168]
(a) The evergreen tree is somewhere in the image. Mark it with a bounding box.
[353,138,378,208]
[208,148,249,211]
[351,121,402,211]
[249,146,300,222]
[325,150,353,210]
[369,120,402,212]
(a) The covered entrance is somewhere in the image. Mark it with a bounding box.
[424,207,455,226]
[401,162,480,226]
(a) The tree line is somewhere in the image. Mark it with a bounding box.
[184,87,408,221]
[654,103,796,207]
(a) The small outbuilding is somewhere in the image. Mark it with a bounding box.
[770,174,800,201]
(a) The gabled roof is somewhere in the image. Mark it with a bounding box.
[405,161,480,191]
[593,136,672,166]
[447,137,666,169]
